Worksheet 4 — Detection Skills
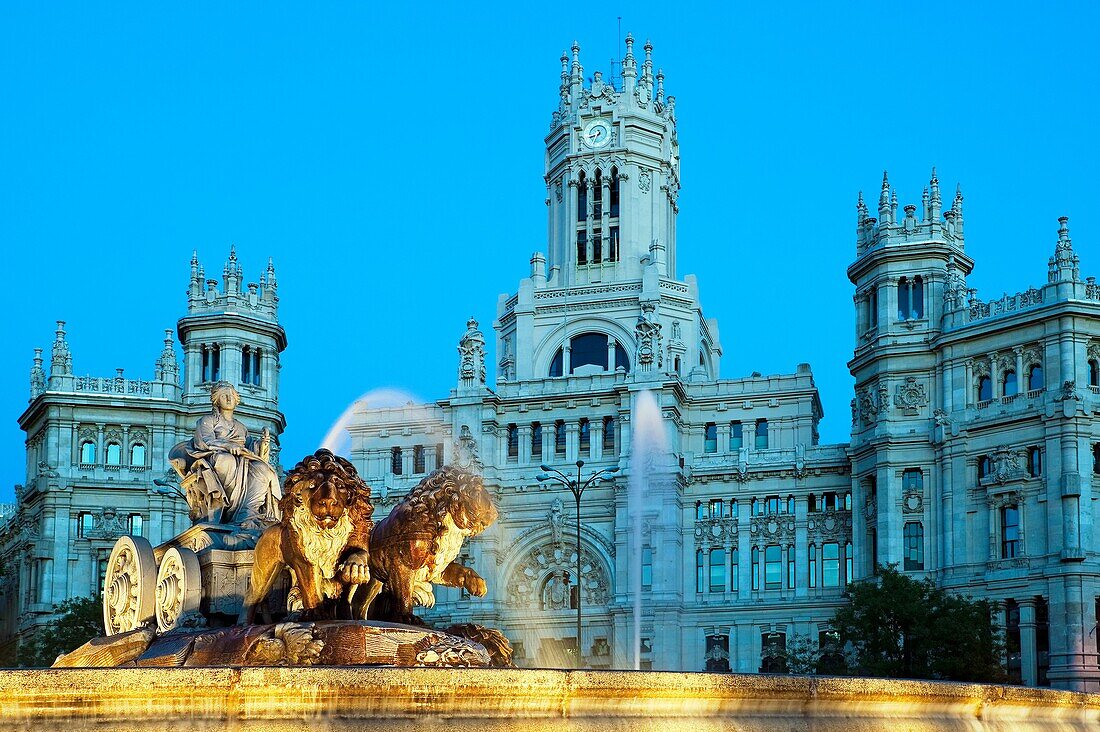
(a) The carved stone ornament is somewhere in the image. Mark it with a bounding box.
[894,377,928,414]
[103,535,157,635]
[507,539,610,610]
[984,447,1027,485]
[856,382,890,426]
[635,303,663,371]
[749,515,796,543]
[694,517,738,547]
[457,318,487,386]
[639,169,652,193]
[902,492,924,514]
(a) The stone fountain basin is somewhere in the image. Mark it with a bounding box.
[1,667,1098,730]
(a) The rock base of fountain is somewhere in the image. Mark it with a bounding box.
[52,620,492,668]
[2,668,1099,730]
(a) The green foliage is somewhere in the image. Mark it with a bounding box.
[18,595,102,668]
[831,565,1005,682]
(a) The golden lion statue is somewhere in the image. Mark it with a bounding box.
[240,449,374,622]
[353,466,498,623]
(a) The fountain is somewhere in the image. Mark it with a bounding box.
[2,385,1099,728]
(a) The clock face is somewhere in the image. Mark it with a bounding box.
[582,119,612,149]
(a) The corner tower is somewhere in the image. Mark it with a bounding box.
[178,248,287,452]
[545,36,680,286]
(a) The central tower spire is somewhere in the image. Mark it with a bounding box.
[544,36,680,287]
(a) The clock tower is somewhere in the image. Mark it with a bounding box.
[495,36,719,385]
[545,36,680,287]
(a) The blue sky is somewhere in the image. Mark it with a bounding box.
[1,2,1097,501]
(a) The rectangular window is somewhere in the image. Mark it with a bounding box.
[435,443,444,468]
[531,423,542,458]
[751,547,760,591]
[414,444,426,473]
[704,423,717,453]
[870,529,878,575]
[391,447,403,476]
[592,231,602,263]
[704,634,730,673]
[729,421,743,450]
[764,545,782,589]
[765,496,780,515]
[576,230,588,265]
[808,544,817,588]
[755,420,768,450]
[507,425,519,459]
[1001,506,1020,558]
[823,542,840,586]
[252,348,262,386]
[708,499,723,518]
[603,417,615,454]
[709,548,725,592]
[845,542,853,583]
[904,521,924,570]
[695,502,706,521]
[695,551,704,593]
[903,468,923,491]
[761,632,787,673]
[554,421,566,457]
[1028,447,1042,477]
[77,512,93,538]
[641,546,653,590]
[129,514,143,537]
[579,419,590,453]
[787,547,795,589]
[609,226,620,261]
[731,547,738,591]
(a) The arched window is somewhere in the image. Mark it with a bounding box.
[80,441,96,465]
[709,548,725,592]
[549,349,564,377]
[391,447,403,475]
[130,443,146,467]
[903,522,924,570]
[755,420,769,450]
[614,342,630,371]
[1003,370,1018,396]
[1028,446,1042,477]
[695,550,705,593]
[593,168,603,219]
[897,277,910,320]
[576,171,587,223]
[1090,360,1100,387]
[808,544,817,588]
[977,375,992,402]
[106,443,122,466]
[602,416,615,453]
[610,167,620,218]
[1028,364,1044,392]
[579,419,590,453]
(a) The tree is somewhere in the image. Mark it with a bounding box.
[831,565,1005,682]
[18,595,102,668]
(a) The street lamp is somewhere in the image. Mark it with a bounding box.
[536,459,620,668]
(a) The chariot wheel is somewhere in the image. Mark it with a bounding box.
[155,546,202,632]
[102,535,157,636]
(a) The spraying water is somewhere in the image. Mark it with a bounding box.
[321,387,427,456]
[629,389,667,670]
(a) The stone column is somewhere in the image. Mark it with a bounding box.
[565,423,579,463]
[1019,598,1039,687]
[965,359,974,407]
[591,421,604,461]
[718,423,730,455]
[606,337,617,371]
[989,351,1000,398]
[563,345,572,375]
[1015,347,1025,394]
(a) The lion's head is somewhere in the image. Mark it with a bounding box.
[281,449,374,530]
[406,466,498,539]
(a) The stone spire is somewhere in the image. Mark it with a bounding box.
[51,320,72,376]
[928,167,941,221]
[622,33,637,94]
[878,171,891,224]
[155,329,179,383]
[1048,216,1080,283]
[223,245,242,296]
[29,348,46,400]
[570,41,583,100]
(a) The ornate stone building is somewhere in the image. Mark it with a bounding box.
[346,38,854,674]
[0,249,287,662]
[849,174,1100,690]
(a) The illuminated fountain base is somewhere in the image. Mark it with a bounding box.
[1,668,1098,730]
